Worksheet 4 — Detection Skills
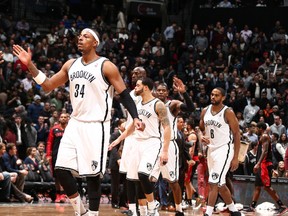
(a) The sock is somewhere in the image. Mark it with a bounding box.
[147,200,156,211]
[69,195,86,214]
[206,206,214,216]
[88,210,98,216]
[128,203,137,214]
[175,203,182,212]
[251,201,257,208]
[194,192,199,198]
[277,200,284,207]
[227,202,237,212]
[139,205,147,216]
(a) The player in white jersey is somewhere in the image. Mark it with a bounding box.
[110,77,171,216]
[13,28,144,216]
[151,78,194,216]
[118,67,148,216]
[198,87,241,216]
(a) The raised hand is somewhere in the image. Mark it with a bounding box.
[12,45,32,67]
[173,76,186,94]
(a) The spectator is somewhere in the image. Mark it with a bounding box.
[2,143,33,202]
[217,0,233,8]
[27,95,43,124]
[0,143,12,202]
[271,133,285,169]
[272,161,286,178]
[243,98,260,126]
[270,115,286,137]
[243,121,258,143]
[35,116,49,143]
[163,22,177,43]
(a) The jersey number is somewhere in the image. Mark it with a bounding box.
[210,129,214,139]
[74,84,85,98]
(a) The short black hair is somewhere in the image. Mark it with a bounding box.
[257,122,267,130]
[214,87,226,96]
[141,77,154,90]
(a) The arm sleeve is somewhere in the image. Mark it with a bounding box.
[119,89,139,120]
[179,92,195,112]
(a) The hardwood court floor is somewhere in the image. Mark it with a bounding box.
[0,202,235,216]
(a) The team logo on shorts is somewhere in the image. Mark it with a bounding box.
[146,163,152,171]
[91,160,98,171]
[211,172,219,180]
[169,171,175,179]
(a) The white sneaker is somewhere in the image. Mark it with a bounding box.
[181,200,189,210]
[75,210,93,216]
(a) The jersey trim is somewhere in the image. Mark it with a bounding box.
[101,59,110,85]
[103,85,111,121]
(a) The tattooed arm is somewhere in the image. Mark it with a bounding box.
[156,100,171,165]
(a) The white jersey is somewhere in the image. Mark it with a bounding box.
[134,98,161,140]
[68,57,114,122]
[203,105,233,150]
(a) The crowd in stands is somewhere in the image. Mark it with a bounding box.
[0,5,288,206]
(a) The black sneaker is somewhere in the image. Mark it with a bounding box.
[230,211,242,216]
[175,211,184,216]
[244,206,255,212]
[275,206,288,216]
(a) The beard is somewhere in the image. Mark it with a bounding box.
[135,88,143,96]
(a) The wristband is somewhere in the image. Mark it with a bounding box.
[33,70,46,85]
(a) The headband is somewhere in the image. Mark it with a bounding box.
[82,28,100,46]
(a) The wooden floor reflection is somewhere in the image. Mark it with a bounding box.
[0,202,220,216]
[0,202,272,215]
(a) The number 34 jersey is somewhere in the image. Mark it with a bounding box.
[203,105,233,150]
[68,57,114,122]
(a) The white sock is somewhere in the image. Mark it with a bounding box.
[176,203,182,212]
[205,205,214,216]
[227,202,238,212]
[89,210,99,216]
[139,205,147,216]
[128,203,137,214]
[69,195,86,215]
[147,200,156,212]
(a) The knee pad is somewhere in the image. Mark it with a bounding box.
[138,173,154,195]
[54,169,77,196]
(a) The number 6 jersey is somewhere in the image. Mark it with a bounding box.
[203,105,233,150]
[68,57,114,122]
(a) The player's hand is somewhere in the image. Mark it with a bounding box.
[173,76,186,93]
[159,151,168,166]
[230,157,239,172]
[134,118,145,131]
[253,163,260,174]
[201,135,210,145]
[108,139,121,151]
[12,45,32,67]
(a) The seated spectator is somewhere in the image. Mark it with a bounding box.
[23,147,41,182]
[272,161,286,178]
[0,143,12,202]
[270,115,286,137]
[2,143,32,202]
[271,133,285,169]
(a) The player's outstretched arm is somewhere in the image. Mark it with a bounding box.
[108,122,135,150]
[13,45,70,92]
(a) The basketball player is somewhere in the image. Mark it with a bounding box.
[151,78,194,216]
[198,87,242,216]
[118,67,148,216]
[46,113,69,203]
[12,28,143,216]
[245,122,288,215]
[110,77,171,216]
